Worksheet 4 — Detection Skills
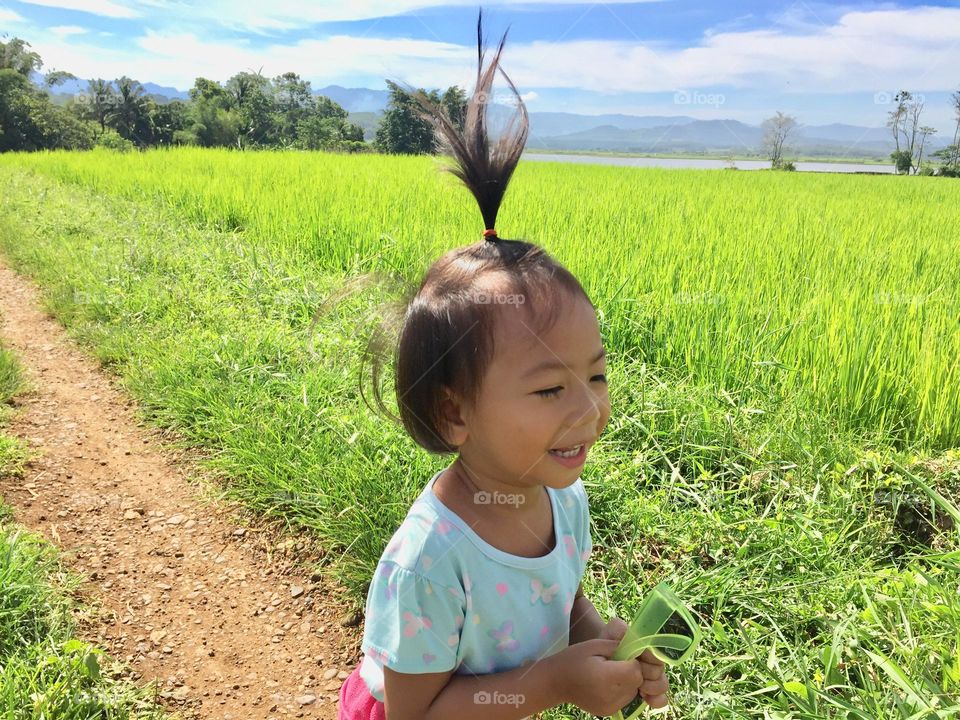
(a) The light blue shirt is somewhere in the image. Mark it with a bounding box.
[359,469,592,703]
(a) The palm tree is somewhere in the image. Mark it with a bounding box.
[108,76,149,144]
[80,78,115,134]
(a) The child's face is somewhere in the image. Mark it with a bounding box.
[446,289,611,492]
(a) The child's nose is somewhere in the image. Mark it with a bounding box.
[567,383,603,428]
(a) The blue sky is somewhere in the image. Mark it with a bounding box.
[2,0,958,128]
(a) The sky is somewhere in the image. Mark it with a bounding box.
[1,0,959,129]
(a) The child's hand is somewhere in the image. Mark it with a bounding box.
[599,618,671,710]
[554,638,647,718]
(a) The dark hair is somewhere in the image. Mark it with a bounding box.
[355,9,592,454]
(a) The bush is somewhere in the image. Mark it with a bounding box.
[94,129,136,152]
[890,149,913,174]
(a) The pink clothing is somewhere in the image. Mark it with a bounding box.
[339,663,387,720]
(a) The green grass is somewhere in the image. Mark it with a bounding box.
[0,344,31,477]
[0,150,957,719]
[0,340,169,719]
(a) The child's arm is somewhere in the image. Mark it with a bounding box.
[568,582,608,645]
[383,653,566,720]
[384,637,646,720]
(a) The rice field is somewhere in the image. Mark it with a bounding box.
[0,148,958,719]
[6,147,959,451]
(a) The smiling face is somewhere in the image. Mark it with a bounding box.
[440,282,611,494]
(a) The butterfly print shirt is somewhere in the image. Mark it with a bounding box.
[358,469,593,704]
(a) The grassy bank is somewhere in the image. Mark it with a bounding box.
[0,153,957,718]
[0,338,169,719]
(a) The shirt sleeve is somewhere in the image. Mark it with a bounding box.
[361,560,465,673]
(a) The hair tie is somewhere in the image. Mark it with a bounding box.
[483,228,498,240]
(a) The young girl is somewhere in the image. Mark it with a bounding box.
[338,12,670,720]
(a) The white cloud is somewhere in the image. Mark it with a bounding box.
[130,0,668,33]
[49,25,90,37]
[6,0,666,32]
[495,7,960,95]
[17,0,138,19]
[0,7,26,23]
[20,5,960,105]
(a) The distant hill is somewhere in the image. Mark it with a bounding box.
[524,118,948,160]
[28,74,948,159]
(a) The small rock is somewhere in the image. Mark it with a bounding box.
[166,514,186,526]
[322,668,338,680]
[290,585,304,599]
[123,509,142,520]
[296,695,316,706]
[339,610,362,628]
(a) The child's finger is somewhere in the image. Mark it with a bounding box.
[638,648,665,667]
[600,617,629,642]
[643,692,670,709]
[640,676,669,697]
[638,659,664,680]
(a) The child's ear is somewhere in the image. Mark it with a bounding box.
[438,385,468,447]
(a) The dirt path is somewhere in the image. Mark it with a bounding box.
[0,258,363,719]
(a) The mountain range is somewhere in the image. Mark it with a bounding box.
[38,76,949,160]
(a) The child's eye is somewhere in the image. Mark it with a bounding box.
[535,375,607,398]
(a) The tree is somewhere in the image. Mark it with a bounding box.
[932,95,959,175]
[761,111,798,168]
[886,90,933,175]
[0,36,93,151]
[108,76,152,146]
[43,69,76,88]
[179,77,238,147]
[74,78,115,134]
[149,99,187,146]
[272,72,314,145]
[374,80,448,154]
[440,86,467,134]
[915,126,937,172]
[0,37,41,76]
[226,71,275,147]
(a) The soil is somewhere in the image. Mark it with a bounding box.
[0,258,366,719]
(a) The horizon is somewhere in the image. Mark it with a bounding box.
[2,0,958,131]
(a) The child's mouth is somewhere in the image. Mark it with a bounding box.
[548,443,586,466]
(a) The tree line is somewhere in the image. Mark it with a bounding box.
[1,36,465,154]
[759,92,960,176]
[3,35,958,176]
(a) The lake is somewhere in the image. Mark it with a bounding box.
[522,153,895,174]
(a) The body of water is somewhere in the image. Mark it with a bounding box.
[522,153,895,174]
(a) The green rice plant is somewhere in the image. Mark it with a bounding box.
[0,154,957,719]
